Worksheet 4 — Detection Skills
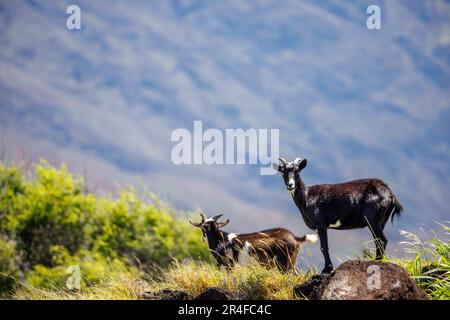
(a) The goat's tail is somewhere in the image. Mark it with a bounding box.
[295,234,319,244]
[390,194,404,224]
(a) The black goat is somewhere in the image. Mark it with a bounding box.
[189,213,317,272]
[273,157,403,274]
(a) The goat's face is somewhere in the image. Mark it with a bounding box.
[189,214,230,240]
[272,157,307,191]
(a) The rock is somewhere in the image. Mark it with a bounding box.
[139,289,190,300]
[139,291,160,300]
[293,274,330,299]
[295,260,428,300]
[194,287,236,300]
[139,287,238,300]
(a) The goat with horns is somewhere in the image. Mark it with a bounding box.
[190,213,318,273]
[273,157,403,274]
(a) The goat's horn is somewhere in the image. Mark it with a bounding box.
[293,157,303,165]
[212,214,223,221]
[189,220,201,227]
[278,157,287,165]
[199,213,206,223]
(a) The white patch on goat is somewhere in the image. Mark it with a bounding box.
[204,218,214,223]
[304,234,319,243]
[238,241,255,265]
[288,177,296,191]
[227,233,237,242]
[329,220,342,228]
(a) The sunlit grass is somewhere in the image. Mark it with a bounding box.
[148,260,315,300]
[12,223,450,300]
[14,269,150,300]
[13,261,315,300]
[390,222,450,300]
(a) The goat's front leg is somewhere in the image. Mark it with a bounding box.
[318,227,333,274]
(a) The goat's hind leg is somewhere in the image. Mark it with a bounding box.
[365,218,387,260]
[374,226,387,260]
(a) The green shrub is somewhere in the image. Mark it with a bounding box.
[4,162,96,267]
[90,191,210,268]
[25,246,132,290]
[0,236,19,296]
[0,160,210,297]
[0,164,25,234]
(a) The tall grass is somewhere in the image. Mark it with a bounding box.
[13,261,315,300]
[14,269,149,300]
[11,223,450,300]
[148,260,315,300]
[392,222,450,300]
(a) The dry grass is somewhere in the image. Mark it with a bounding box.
[13,261,315,300]
[14,270,150,300]
[148,260,315,300]
[12,223,450,300]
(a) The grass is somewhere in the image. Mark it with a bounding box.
[393,223,450,300]
[148,260,315,300]
[11,223,450,300]
[13,262,314,300]
[14,270,149,300]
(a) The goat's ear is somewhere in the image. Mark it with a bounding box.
[217,219,229,228]
[272,162,281,172]
[298,158,307,171]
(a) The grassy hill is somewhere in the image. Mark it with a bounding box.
[0,161,448,299]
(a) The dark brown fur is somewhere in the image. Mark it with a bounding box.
[274,158,403,274]
[190,215,316,272]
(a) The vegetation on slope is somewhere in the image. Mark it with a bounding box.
[0,161,209,297]
[0,161,448,299]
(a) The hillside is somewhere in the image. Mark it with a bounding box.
[0,162,448,300]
